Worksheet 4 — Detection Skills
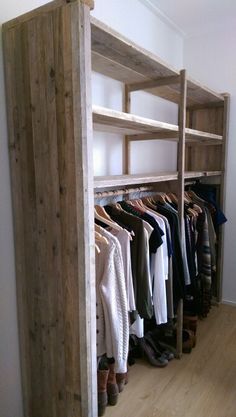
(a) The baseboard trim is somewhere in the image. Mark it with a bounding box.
[221,299,236,307]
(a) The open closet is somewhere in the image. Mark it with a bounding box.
[2,0,229,416]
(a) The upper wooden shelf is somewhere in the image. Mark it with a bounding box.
[91,17,224,107]
[93,106,223,143]
[94,171,222,189]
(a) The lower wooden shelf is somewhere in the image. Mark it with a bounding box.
[94,171,222,189]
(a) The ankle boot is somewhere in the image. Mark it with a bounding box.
[107,363,119,406]
[97,369,109,416]
[116,372,127,393]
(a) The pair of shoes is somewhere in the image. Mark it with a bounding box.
[182,329,196,353]
[139,337,168,367]
[145,332,174,361]
[97,358,119,416]
[183,314,198,335]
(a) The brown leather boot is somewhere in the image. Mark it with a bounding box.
[116,368,128,393]
[97,369,109,416]
[107,362,119,406]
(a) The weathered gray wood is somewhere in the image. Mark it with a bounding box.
[91,17,224,106]
[93,105,223,142]
[3,0,94,30]
[127,75,180,92]
[3,1,96,417]
[94,173,179,189]
[176,69,187,358]
[216,94,230,302]
[124,85,131,174]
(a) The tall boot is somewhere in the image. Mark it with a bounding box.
[97,369,109,416]
[107,362,119,406]
[116,364,129,393]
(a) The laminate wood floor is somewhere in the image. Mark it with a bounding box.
[107,304,236,417]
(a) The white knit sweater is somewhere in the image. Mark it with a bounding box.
[96,229,129,373]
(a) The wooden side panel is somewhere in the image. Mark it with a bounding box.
[3,2,96,417]
[185,106,224,171]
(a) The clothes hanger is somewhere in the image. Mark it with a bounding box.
[95,225,110,245]
[94,207,122,231]
[95,204,124,229]
[167,192,178,204]
[95,243,101,254]
[142,196,157,210]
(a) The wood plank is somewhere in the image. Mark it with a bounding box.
[70,3,97,416]
[91,17,224,106]
[185,105,224,171]
[93,105,179,135]
[93,106,222,143]
[184,171,222,179]
[216,94,230,301]
[124,85,131,174]
[94,173,179,189]
[3,24,33,417]
[176,69,187,358]
[2,0,94,31]
[3,1,96,416]
[94,171,222,190]
[127,75,180,92]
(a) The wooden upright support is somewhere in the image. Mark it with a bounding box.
[3,1,97,416]
[124,84,131,174]
[216,93,230,301]
[176,69,187,358]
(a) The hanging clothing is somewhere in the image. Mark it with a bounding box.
[95,228,129,373]
[104,205,153,319]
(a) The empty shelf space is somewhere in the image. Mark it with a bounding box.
[94,173,178,189]
[91,17,224,107]
[93,106,223,143]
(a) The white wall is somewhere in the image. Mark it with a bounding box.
[0,1,184,416]
[91,0,183,176]
[184,24,236,304]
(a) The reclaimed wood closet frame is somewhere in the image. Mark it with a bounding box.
[2,0,229,416]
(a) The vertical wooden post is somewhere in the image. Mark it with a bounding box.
[3,1,96,416]
[216,93,230,301]
[124,84,131,174]
[176,69,187,358]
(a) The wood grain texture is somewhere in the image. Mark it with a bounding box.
[127,75,180,92]
[2,0,94,31]
[108,304,236,417]
[93,106,222,142]
[91,17,224,106]
[3,2,96,417]
[94,171,222,190]
[176,69,187,358]
[94,173,179,188]
[185,106,224,171]
[216,94,230,301]
[124,85,131,174]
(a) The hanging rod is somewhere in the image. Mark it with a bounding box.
[94,185,155,199]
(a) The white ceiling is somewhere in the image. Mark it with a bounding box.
[141,0,236,36]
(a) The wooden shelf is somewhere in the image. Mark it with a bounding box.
[184,171,222,179]
[94,171,222,189]
[93,105,179,136]
[93,106,223,143]
[94,172,178,189]
[91,17,224,107]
